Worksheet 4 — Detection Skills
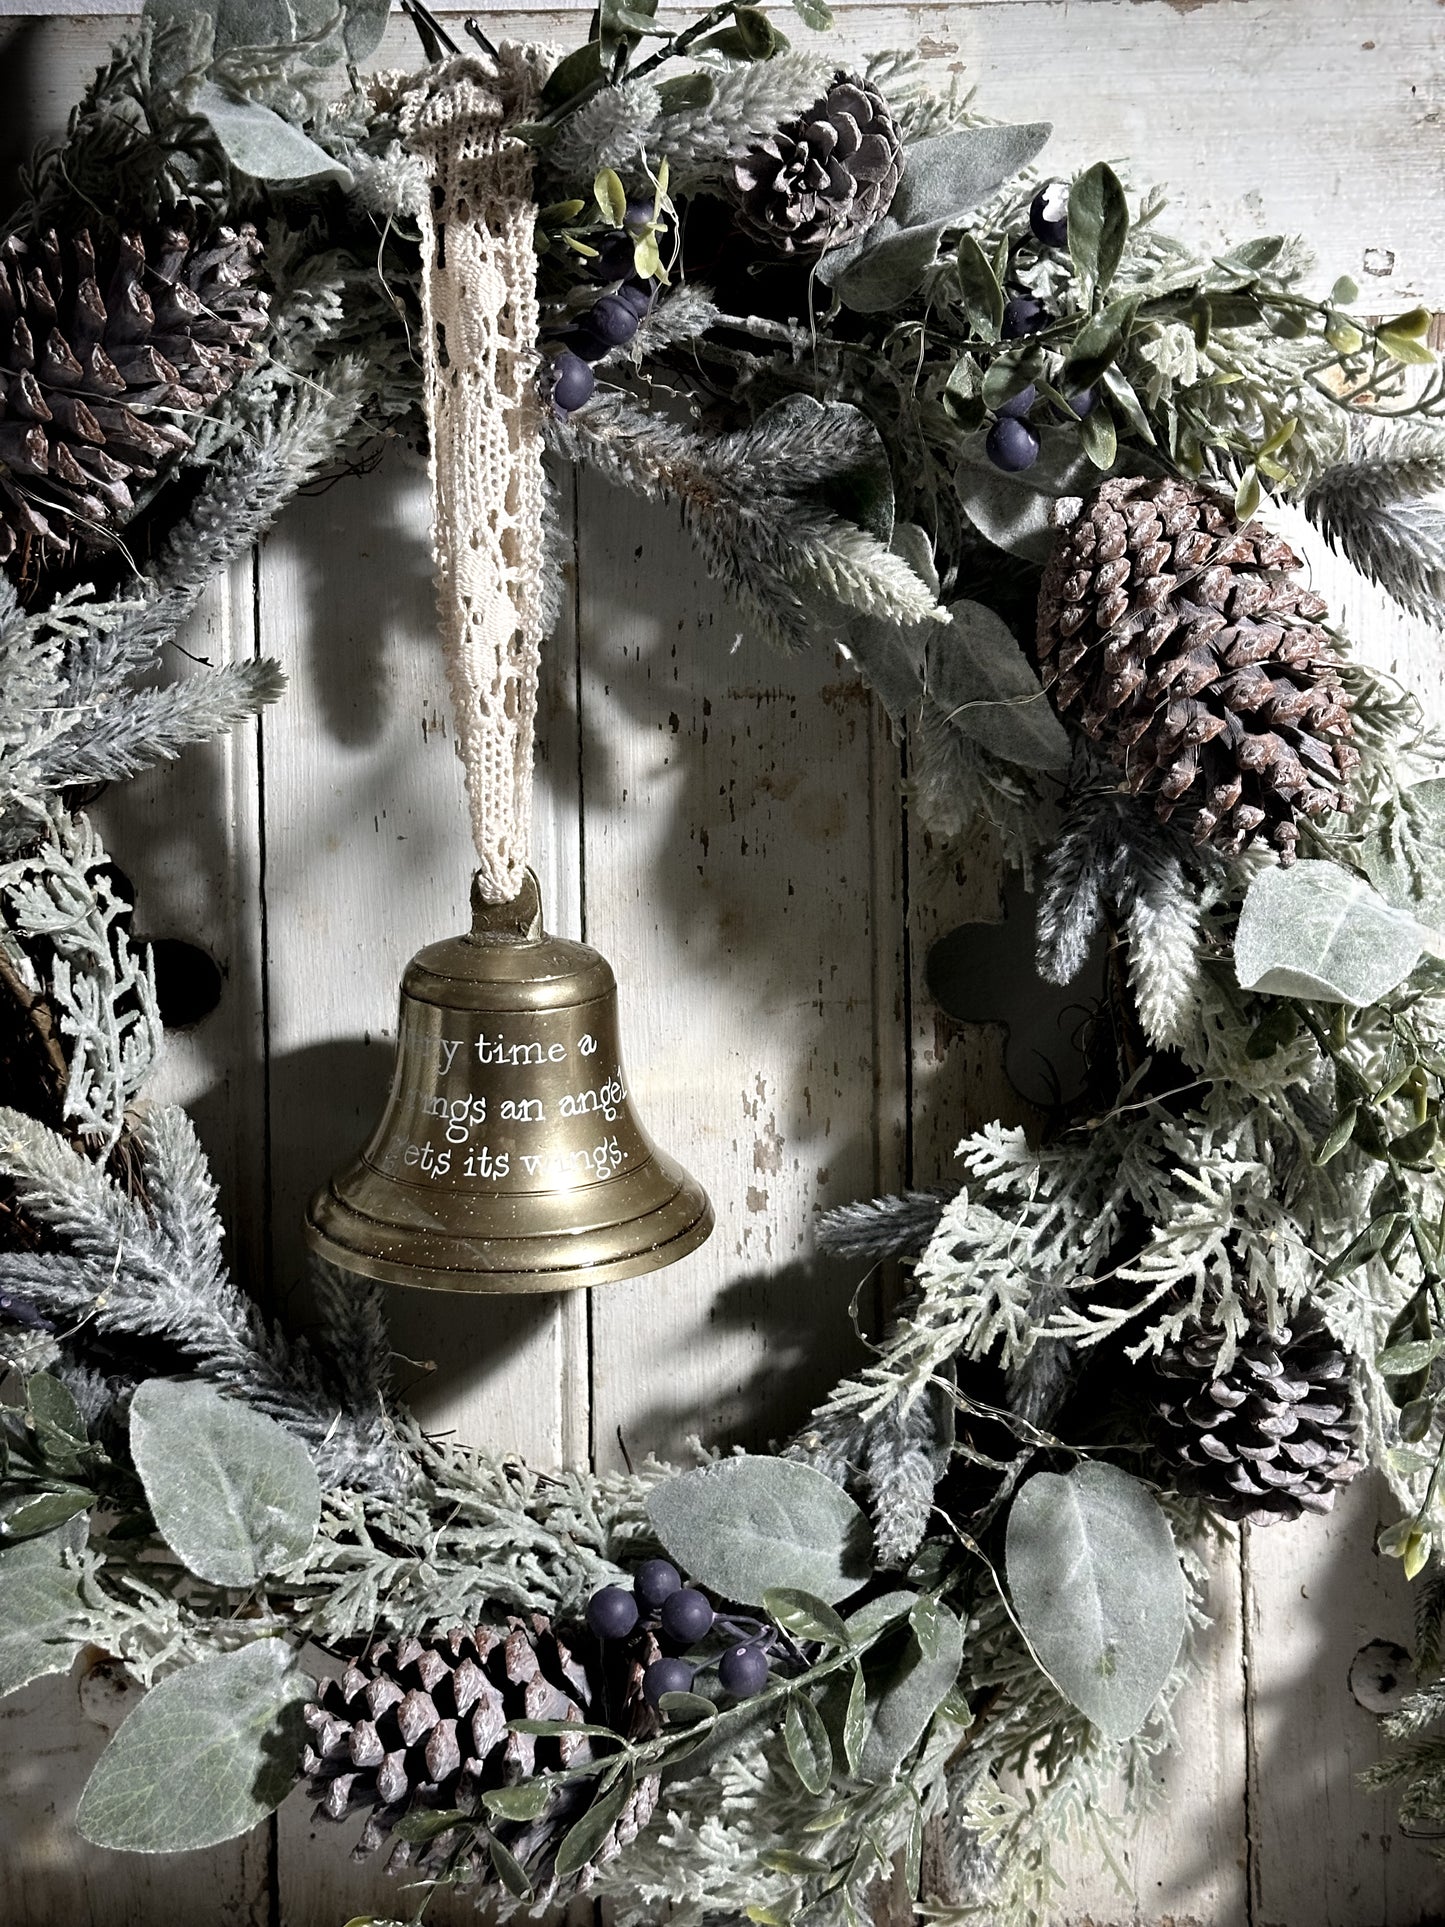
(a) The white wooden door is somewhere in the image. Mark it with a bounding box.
[2,5,1445,1923]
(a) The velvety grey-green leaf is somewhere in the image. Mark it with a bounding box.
[891,124,1052,229]
[76,1640,310,1852]
[926,600,1072,772]
[827,218,946,313]
[856,1599,964,1778]
[1006,1461,1185,1742]
[1358,779,1445,930]
[130,1379,321,1587]
[0,1518,86,1698]
[1234,860,1433,1005]
[646,1457,872,1607]
[341,0,392,61]
[955,430,1105,561]
[196,82,353,185]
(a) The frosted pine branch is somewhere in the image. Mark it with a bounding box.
[1301,425,1445,626]
[653,55,831,180]
[817,1188,950,1260]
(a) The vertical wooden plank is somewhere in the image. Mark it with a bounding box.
[0,1666,271,1927]
[578,476,906,1467]
[1245,1480,1445,1927]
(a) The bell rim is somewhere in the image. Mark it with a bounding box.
[304,1188,714,1294]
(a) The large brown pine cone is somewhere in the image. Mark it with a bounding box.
[0,223,268,573]
[302,1615,660,1896]
[730,73,904,257]
[1036,476,1360,862]
[1148,1296,1363,1523]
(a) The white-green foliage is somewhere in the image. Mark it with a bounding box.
[0,810,161,1149]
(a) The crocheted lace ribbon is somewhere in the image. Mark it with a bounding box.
[400,53,549,904]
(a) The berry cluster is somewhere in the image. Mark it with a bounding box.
[585,1558,774,1708]
[548,200,662,417]
[981,184,1097,474]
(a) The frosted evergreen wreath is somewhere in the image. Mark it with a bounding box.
[8,2,1445,1921]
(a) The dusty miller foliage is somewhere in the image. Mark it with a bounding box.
[5,3,1445,1922]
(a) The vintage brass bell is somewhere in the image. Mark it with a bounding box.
[306,870,713,1292]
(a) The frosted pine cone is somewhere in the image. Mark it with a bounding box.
[302,1615,660,1896]
[0,223,267,573]
[730,74,904,257]
[1036,476,1360,861]
[1149,1296,1363,1523]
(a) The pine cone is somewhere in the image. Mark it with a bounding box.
[0,223,268,573]
[1036,476,1360,862]
[730,73,904,257]
[1149,1296,1363,1523]
[302,1615,661,1896]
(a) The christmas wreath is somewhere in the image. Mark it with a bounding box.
[5,3,1445,1922]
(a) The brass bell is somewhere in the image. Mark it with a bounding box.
[306,870,713,1292]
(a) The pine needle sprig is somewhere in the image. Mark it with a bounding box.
[1300,424,1445,626]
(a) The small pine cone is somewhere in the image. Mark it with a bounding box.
[1149,1297,1364,1523]
[730,73,904,257]
[0,223,268,573]
[302,1615,659,1890]
[1036,476,1360,862]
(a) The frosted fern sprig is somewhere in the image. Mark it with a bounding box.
[1301,424,1445,625]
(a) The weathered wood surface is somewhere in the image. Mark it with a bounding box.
[3,4,1445,1924]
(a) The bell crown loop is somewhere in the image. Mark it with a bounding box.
[405,869,616,1014]
[468,865,543,942]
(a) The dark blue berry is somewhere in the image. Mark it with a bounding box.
[986,416,1041,473]
[586,1584,639,1639]
[1029,184,1069,250]
[550,351,595,413]
[616,280,653,319]
[589,295,639,347]
[718,1643,770,1697]
[625,196,657,233]
[1001,296,1049,339]
[569,325,609,364]
[997,383,1036,420]
[634,1558,682,1611]
[660,1586,715,1644]
[1067,386,1098,419]
[643,1656,695,1706]
[591,232,635,281]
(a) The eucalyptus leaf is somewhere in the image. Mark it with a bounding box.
[855,1599,963,1778]
[658,72,715,114]
[76,1640,311,1851]
[130,1379,321,1588]
[1062,296,1137,389]
[955,234,1003,337]
[790,0,833,26]
[955,430,1104,561]
[341,0,391,61]
[196,82,353,186]
[1234,860,1434,1005]
[0,1517,86,1698]
[1005,1460,1185,1741]
[1358,779,1445,930]
[925,600,1072,771]
[658,1688,718,1723]
[784,1691,833,1795]
[820,123,1051,310]
[483,1781,552,1821]
[646,1457,872,1607]
[891,124,1053,230]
